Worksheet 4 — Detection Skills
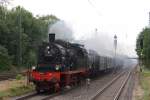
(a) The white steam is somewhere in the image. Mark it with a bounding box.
[49,21,130,58]
[75,30,129,58]
[49,20,74,41]
[48,21,136,66]
[83,32,114,57]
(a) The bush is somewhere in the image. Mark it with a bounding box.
[16,74,23,80]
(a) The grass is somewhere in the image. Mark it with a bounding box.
[140,68,150,100]
[0,85,34,98]
[0,76,34,100]
[16,74,24,80]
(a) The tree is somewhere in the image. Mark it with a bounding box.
[0,0,12,6]
[0,5,59,70]
[143,28,150,59]
[136,27,150,68]
[136,29,144,58]
[0,45,11,70]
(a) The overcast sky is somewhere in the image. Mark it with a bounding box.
[10,0,150,57]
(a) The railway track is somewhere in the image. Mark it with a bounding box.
[14,92,60,100]
[12,68,134,100]
[33,70,125,100]
[90,67,134,100]
[0,73,17,81]
[14,85,78,100]
[0,72,26,81]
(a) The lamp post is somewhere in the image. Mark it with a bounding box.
[114,35,117,71]
[114,34,117,57]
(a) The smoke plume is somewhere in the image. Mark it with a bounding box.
[49,20,74,41]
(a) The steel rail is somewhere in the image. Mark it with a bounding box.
[113,71,131,100]
[89,70,127,100]
[15,92,37,100]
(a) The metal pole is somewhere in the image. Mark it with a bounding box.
[18,7,22,66]
[149,12,150,27]
[27,63,30,85]
[114,35,117,71]
[114,35,117,57]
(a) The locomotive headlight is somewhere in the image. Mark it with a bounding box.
[32,66,36,70]
[47,46,50,49]
[55,65,60,70]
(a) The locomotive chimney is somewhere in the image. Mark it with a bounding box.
[49,33,55,42]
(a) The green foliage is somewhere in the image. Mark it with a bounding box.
[143,28,150,59]
[140,68,150,100]
[0,5,59,70]
[136,29,144,58]
[16,74,24,80]
[0,45,11,70]
[0,84,34,98]
[136,28,150,68]
[136,28,150,59]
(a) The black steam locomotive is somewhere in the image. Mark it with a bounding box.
[31,33,123,93]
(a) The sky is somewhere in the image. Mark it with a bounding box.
[9,0,150,57]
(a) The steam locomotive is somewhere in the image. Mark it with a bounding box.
[31,33,123,93]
